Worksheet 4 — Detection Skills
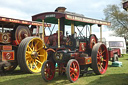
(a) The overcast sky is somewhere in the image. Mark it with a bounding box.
[0,0,122,38]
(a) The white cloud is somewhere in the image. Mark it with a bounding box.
[0,0,121,36]
[93,30,114,38]
[0,7,31,20]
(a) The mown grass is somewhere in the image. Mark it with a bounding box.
[0,55,128,85]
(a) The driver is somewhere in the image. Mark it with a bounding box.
[74,32,77,38]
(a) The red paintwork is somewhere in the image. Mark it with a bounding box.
[79,42,86,52]
[37,8,111,82]
[12,40,20,45]
[0,16,51,64]
[49,32,64,46]
[75,57,92,65]
[44,36,50,44]
[2,51,14,61]
[75,57,86,65]
[85,57,92,64]
[44,61,55,81]
[108,48,121,58]
[0,16,51,26]
[46,48,56,52]
[57,63,65,75]
[97,44,108,74]
[2,45,12,50]
[0,32,11,44]
[32,12,111,26]
[69,60,79,82]
[70,53,79,58]
[89,34,98,49]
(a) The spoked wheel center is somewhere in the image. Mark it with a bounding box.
[98,52,104,62]
[45,66,51,74]
[46,68,50,73]
[100,56,103,62]
[73,68,78,73]
[21,33,28,39]
[31,51,38,59]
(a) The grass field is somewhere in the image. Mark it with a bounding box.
[0,55,128,85]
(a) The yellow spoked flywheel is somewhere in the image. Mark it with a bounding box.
[17,37,47,73]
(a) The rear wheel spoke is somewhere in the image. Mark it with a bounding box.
[101,50,105,55]
[35,40,40,47]
[38,55,44,57]
[33,62,38,70]
[30,63,33,69]
[27,46,33,51]
[37,47,43,51]
[26,56,31,60]
[26,51,31,55]
[36,59,43,64]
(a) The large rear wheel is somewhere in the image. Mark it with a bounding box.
[91,43,108,75]
[17,37,47,73]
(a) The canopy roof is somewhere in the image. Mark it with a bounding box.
[32,11,111,26]
[0,16,51,28]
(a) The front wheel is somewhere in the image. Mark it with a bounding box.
[66,59,80,83]
[41,60,55,82]
[91,43,108,75]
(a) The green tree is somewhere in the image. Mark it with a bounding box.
[103,4,128,40]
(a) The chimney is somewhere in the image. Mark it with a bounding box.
[55,7,66,12]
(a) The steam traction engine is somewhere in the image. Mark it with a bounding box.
[32,7,111,82]
[0,16,49,73]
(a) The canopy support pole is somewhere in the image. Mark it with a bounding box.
[98,25,102,42]
[58,19,60,48]
[42,20,45,46]
[90,25,92,35]
[71,21,75,35]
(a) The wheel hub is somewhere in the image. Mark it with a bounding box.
[31,51,38,59]
[101,57,103,61]
[74,68,78,73]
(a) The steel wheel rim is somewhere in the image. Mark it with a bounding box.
[14,26,31,45]
[44,61,55,80]
[69,61,79,82]
[25,38,47,73]
[97,44,108,74]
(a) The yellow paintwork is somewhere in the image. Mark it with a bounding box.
[58,19,60,48]
[25,37,47,73]
[42,20,45,46]
[71,21,74,35]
